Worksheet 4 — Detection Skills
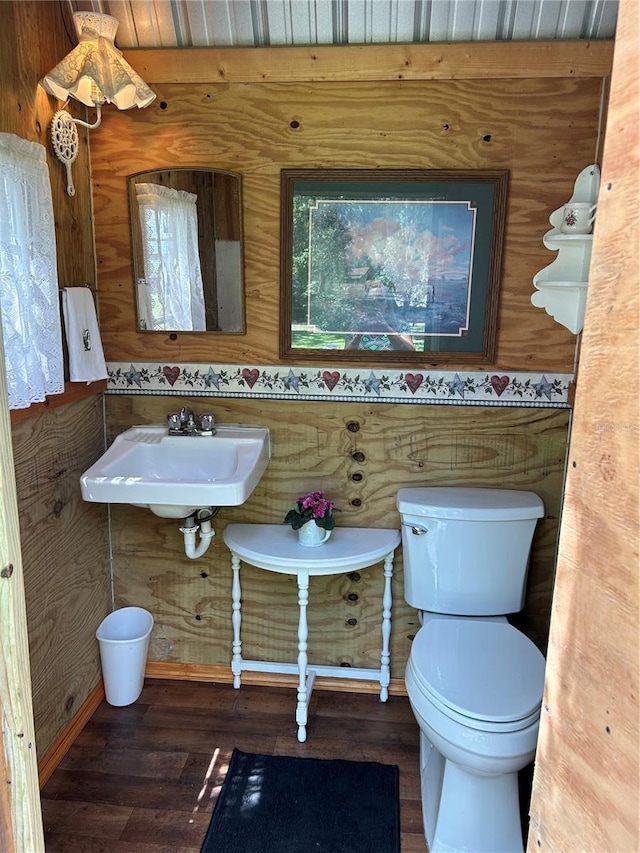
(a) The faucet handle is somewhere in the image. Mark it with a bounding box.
[199,413,215,434]
[179,406,195,426]
[167,412,181,431]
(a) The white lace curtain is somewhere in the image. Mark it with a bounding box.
[0,133,63,409]
[135,183,206,331]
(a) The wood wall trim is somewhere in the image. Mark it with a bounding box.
[126,40,614,85]
[10,381,106,425]
[37,681,105,790]
[145,661,408,697]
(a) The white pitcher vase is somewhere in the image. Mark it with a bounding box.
[298,522,331,547]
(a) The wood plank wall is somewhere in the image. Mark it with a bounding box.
[92,68,607,371]
[11,397,111,754]
[528,1,640,849]
[107,396,569,676]
[0,0,111,761]
[90,43,610,676]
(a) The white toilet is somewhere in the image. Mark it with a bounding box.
[397,486,547,853]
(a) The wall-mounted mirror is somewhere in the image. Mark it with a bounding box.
[128,168,245,334]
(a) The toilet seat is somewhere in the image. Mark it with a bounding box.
[410,618,546,733]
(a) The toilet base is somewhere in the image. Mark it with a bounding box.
[420,731,525,853]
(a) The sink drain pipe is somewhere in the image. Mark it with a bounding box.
[179,508,217,559]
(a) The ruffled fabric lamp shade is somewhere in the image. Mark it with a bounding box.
[40,11,155,109]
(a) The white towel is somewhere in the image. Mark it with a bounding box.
[62,287,108,384]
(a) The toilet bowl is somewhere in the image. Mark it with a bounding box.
[396,486,547,852]
[406,615,546,852]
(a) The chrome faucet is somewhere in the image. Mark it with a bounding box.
[167,408,216,436]
[181,407,197,433]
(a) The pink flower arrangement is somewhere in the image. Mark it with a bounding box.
[284,490,339,531]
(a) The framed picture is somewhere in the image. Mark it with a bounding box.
[279,169,508,362]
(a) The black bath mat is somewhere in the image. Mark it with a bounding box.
[200,748,401,853]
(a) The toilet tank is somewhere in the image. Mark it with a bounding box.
[397,487,544,616]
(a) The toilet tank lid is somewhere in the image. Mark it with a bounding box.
[397,487,544,520]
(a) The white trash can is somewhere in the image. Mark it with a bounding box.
[96,607,154,707]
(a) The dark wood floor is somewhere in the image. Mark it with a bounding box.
[41,679,427,852]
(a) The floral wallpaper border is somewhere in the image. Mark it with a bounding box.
[106,362,573,407]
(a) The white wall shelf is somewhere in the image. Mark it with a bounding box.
[532,164,600,334]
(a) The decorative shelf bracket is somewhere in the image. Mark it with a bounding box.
[532,164,600,334]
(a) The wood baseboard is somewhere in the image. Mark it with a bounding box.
[145,660,408,696]
[38,680,105,789]
[37,665,407,787]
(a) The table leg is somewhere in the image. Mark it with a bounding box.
[231,552,242,689]
[380,550,394,702]
[296,568,310,742]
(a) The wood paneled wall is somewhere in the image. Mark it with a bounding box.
[11,397,111,754]
[91,43,609,676]
[528,1,640,848]
[0,0,111,760]
[91,55,608,372]
[108,395,569,675]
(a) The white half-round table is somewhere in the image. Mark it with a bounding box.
[222,523,401,742]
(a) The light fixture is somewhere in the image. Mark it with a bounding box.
[40,11,156,196]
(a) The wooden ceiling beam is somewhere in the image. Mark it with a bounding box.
[124,40,614,85]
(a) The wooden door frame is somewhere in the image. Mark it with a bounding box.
[0,331,44,849]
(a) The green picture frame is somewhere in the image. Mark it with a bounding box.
[280,169,509,363]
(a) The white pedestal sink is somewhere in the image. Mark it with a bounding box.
[80,424,271,519]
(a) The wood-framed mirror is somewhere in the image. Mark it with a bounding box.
[128,168,245,334]
[279,168,508,362]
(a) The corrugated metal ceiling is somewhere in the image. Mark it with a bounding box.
[65,0,618,49]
